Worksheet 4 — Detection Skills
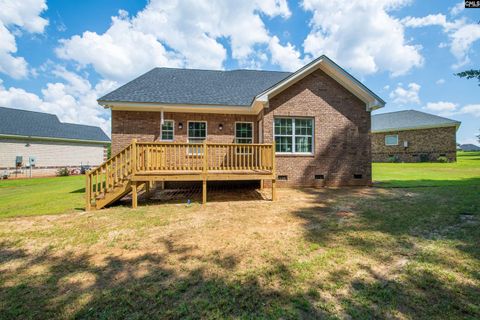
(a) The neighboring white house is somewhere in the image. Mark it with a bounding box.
[0,107,110,178]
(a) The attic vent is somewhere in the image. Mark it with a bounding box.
[277,175,288,181]
[314,174,325,180]
[353,174,363,179]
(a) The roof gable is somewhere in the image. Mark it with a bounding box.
[0,107,110,142]
[372,110,461,132]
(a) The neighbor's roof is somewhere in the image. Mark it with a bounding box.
[0,107,110,142]
[372,110,461,133]
[459,144,480,151]
[99,68,291,106]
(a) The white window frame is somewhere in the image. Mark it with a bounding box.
[234,121,254,144]
[274,117,314,155]
[385,134,399,146]
[160,120,175,141]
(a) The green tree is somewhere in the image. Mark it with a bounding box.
[455,70,480,85]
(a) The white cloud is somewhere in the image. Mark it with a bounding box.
[436,78,445,85]
[402,14,449,28]
[0,70,116,135]
[459,104,480,117]
[268,36,309,71]
[424,101,458,113]
[450,2,464,16]
[302,0,423,77]
[402,13,480,68]
[57,0,291,82]
[389,82,421,105]
[0,0,48,79]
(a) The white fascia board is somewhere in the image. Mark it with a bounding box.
[101,101,257,115]
[0,134,110,144]
[253,55,385,111]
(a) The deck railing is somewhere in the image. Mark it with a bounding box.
[135,142,274,173]
[86,140,275,209]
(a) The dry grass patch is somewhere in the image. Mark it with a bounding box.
[1,186,479,319]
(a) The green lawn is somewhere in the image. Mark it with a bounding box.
[0,152,478,319]
[0,175,85,218]
[373,151,480,187]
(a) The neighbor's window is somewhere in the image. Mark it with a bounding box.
[385,134,398,146]
[188,121,207,144]
[274,118,313,153]
[235,122,253,144]
[161,120,174,141]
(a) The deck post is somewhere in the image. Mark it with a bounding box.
[259,179,264,189]
[131,138,137,175]
[202,178,207,206]
[271,142,276,201]
[85,172,91,211]
[132,181,138,208]
[202,141,208,206]
[272,179,277,201]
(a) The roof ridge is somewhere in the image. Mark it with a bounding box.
[153,67,290,73]
[0,106,60,120]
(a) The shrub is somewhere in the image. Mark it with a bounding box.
[57,167,69,176]
[437,156,449,163]
[387,155,399,163]
[419,154,430,162]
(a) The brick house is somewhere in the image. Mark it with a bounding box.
[371,110,461,162]
[98,55,385,189]
[0,107,110,178]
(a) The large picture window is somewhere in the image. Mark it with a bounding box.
[235,122,253,144]
[274,118,313,154]
[188,121,207,144]
[385,134,398,146]
[160,120,174,141]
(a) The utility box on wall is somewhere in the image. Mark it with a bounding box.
[29,156,36,167]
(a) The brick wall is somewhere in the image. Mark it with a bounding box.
[111,69,372,187]
[112,111,257,154]
[263,69,371,187]
[372,126,457,162]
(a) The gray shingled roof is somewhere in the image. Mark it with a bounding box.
[0,107,110,142]
[372,110,461,132]
[98,68,292,106]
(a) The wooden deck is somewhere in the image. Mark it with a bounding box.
[85,140,276,210]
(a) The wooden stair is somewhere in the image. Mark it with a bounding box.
[85,143,135,210]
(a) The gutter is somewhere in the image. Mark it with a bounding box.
[0,134,111,145]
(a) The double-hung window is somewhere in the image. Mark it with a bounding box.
[188,121,207,144]
[235,122,253,144]
[274,118,313,154]
[160,120,174,141]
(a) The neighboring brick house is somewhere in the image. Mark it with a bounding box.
[0,107,110,178]
[99,55,385,187]
[371,110,461,162]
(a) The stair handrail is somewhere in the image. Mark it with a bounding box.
[85,141,134,210]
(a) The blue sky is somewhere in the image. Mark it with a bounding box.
[0,0,479,144]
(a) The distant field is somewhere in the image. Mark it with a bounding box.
[373,151,480,187]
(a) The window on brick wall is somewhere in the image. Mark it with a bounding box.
[161,120,174,141]
[188,121,207,144]
[274,118,313,154]
[385,134,398,146]
[235,122,253,144]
